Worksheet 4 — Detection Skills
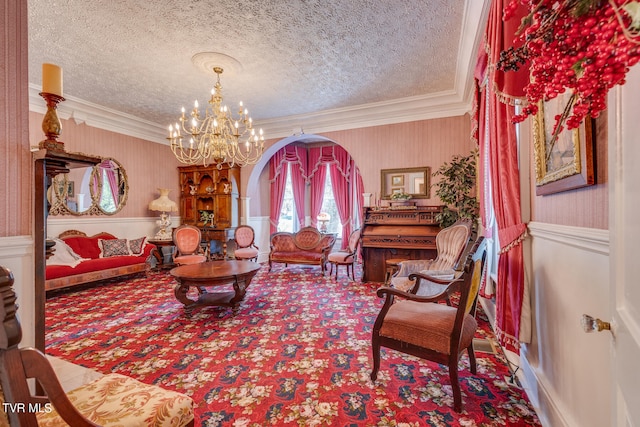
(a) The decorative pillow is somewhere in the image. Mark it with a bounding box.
[128,237,147,256]
[46,238,86,267]
[99,238,130,258]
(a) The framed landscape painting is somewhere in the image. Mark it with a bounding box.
[532,95,596,196]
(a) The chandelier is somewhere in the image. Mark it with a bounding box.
[168,66,264,168]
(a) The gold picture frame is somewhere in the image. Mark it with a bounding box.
[391,175,404,186]
[533,96,596,196]
[380,167,430,199]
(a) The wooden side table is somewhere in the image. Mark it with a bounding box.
[148,239,175,268]
[384,258,408,284]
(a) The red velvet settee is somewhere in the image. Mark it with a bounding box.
[45,230,158,292]
[269,226,336,275]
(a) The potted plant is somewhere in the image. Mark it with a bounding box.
[432,150,479,228]
[390,191,412,206]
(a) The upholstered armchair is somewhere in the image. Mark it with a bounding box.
[390,219,473,293]
[371,237,486,412]
[232,225,259,261]
[172,224,208,265]
[327,228,361,280]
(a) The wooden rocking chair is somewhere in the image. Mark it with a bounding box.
[0,266,194,426]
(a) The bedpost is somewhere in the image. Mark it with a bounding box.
[0,266,22,350]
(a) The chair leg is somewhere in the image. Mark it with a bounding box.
[370,336,381,382]
[449,359,462,412]
[467,344,477,374]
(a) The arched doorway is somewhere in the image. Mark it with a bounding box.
[243,134,363,259]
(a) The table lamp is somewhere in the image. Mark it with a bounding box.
[148,188,178,240]
[317,212,330,233]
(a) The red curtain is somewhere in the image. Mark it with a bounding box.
[328,148,352,246]
[271,144,362,242]
[270,146,308,232]
[308,147,327,229]
[287,146,308,229]
[476,0,529,353]
[269,150,288,235]
[352,160,364,228]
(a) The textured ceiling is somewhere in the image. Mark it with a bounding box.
[27,0,485,134]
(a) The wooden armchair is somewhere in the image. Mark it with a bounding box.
[232,225,259,261]
[370,237,486,412]
[172,224,208,265]
[390,218,473,293]
[327,228,361,280]
[0,266,195,426]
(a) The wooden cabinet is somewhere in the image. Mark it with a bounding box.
[178,164,240,256]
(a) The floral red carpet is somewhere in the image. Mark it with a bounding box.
[46,265,540,426]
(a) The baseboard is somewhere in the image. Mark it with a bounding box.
[519,351,574,427]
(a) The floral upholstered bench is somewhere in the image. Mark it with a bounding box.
[269,226,336,275]
[0,266,195,427]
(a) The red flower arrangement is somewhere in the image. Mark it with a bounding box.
[498,0,640,137]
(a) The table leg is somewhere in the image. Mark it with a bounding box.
[174,281,196,310]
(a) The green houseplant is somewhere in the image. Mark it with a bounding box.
[432,150,479,228]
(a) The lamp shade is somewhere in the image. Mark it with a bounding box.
[148,188,178,212]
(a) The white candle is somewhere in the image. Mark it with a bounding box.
[42,63,63,96]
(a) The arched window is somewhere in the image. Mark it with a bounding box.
[270,143,363,247]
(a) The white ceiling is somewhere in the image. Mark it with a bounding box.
[27,0,489,142]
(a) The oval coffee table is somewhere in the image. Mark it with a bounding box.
[170,260,261,314]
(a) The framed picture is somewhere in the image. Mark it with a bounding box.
[533,95,596,196]
[391,187,405,195]
[67,181,75,198]
[391,175,404,186]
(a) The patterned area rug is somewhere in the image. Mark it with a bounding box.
[46,265,541,426]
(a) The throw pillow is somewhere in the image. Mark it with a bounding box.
[99,238,130,258]
[128,237,147,256]
[46,238,86,267]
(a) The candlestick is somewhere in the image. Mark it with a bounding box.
[38,92,66,151]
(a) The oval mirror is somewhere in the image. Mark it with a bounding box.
[47,158,128,216]
[48,170,98,215]
[93,158,128,215]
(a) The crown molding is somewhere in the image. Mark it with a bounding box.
[29,85,168,144]
[454,0,491,106]
[30,85,473,144]
[27,0,488,144]
[256,90,472,139]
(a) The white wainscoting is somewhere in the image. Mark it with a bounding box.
[47,216,181,241]
[525,221,610,427]
[245,216,271,263]
[0,235,35,348]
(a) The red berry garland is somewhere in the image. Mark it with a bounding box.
[498,0,640,133]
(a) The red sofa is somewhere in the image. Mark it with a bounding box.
[269,226,336,275]
[45,230,158,292]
